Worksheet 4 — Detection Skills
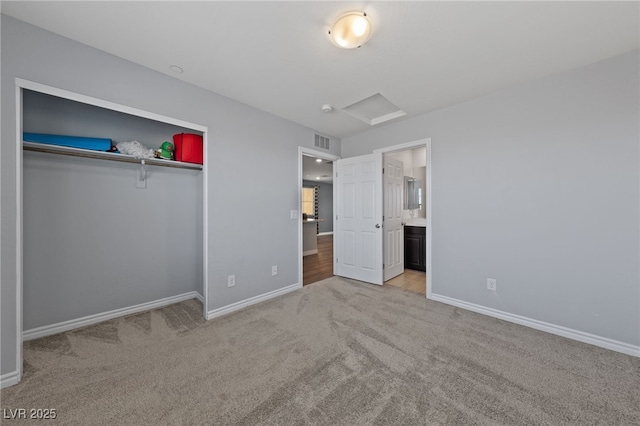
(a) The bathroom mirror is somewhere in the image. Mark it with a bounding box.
[404,176,422,210]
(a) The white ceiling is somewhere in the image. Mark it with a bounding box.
[303,155,333,183]
[3,1,638,139]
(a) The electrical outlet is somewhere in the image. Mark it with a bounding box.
[487,278,497,291]
[227,275,236,287]
[272,265,278,276]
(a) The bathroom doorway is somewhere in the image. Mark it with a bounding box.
[375,139,431,297]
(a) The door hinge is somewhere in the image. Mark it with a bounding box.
[336,215,338,220]
[383,264,385,269]
[335,171,338,178]
[382,168,385,174]
[336,258,338,263]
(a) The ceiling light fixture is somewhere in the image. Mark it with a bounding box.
[170,65,184,74]
[316,158,322,163]
[328,11,372,49]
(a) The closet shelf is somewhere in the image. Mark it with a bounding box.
[23,141,203,171]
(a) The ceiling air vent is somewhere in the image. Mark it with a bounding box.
[314,134,331,150]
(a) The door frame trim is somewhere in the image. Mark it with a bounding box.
[298,147,340,287]
[374,138,432,298]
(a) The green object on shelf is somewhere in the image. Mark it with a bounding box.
[158,141,174,159]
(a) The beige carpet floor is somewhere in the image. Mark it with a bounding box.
[1,276,639,425]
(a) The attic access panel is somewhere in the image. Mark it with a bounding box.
[341,93,406,126]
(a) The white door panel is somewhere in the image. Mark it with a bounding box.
[343,230,355,267]
[335,153,383,285]
[383,156,404,281]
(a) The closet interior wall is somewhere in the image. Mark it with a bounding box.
[22,90,204,330]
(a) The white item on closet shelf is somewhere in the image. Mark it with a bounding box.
[116,140,154,159]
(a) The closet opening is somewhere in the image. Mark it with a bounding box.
[14,79,209,383]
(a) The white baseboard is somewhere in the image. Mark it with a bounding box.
[207,283,301,320]
[0,371,20,389]
[23,291,203,341]
[303,249,318,256]
[317,232,333,236]
[430,293,640,358]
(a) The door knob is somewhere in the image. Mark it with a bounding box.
[375,224,381,228]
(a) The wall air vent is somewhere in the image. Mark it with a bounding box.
[314,134,331,150]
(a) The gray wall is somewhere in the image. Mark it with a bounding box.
[22,91,202,330]
[23,90,201,145]
[303,180,333,234]
[342,50,640,347]
[1,15,340,376]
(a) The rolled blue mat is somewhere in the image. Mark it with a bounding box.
[23,132,112,151]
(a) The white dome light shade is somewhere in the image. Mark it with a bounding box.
[329,12,372,49]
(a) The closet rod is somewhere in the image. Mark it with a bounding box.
[22,141,203,171]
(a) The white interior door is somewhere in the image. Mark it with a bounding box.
[383,156,404,281]
[334,153,383,285]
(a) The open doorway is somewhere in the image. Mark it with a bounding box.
[298,147,340,287]
[375,139,431,297]
[382,147,427,295]
[324,138,431,297]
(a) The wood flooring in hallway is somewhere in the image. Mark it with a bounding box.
[303,234,334,286]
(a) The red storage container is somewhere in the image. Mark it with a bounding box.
[173,133,203,164]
